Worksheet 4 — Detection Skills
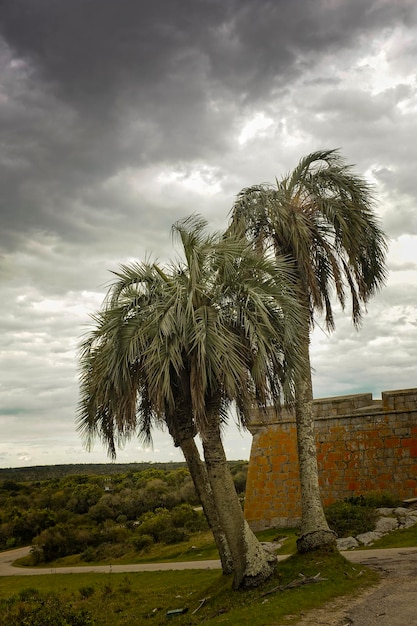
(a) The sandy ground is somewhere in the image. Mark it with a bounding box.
[292,547,417,626]
[1,546,417,625]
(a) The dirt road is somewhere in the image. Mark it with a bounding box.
[294,547,417,626]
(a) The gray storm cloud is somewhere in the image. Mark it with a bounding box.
[1,0,417,467]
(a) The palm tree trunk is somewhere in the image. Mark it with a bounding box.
[202,415,276,589]
[295,317,336,553]
[165,412,233,574]
[179,436,233,574]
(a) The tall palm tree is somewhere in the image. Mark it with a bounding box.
[78,260,234,575]
[78,215,304,588]
[229,150,388,552]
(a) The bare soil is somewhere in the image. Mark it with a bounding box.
[292,547,417,626]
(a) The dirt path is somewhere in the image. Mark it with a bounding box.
[292,547,417,626]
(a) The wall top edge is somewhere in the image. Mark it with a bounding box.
[248,388,417,432]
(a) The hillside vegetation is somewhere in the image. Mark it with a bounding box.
[0,462,247,563]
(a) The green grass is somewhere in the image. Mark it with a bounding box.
[6,519,415,624]
[0,551,379,626]
[359,521,417,550]
[15,528,299,569]
[14,531,221,568]
[254,527,299,555]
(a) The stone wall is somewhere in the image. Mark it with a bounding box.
[244,388,417,531]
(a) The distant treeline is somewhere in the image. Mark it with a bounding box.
[0,462,190,482]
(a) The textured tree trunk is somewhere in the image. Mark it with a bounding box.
[202,416,276,589]
[179,436,233,574]
[165,412,233,574]
[295,317,336,553]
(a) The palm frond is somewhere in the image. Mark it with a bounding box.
[77,213,306,456]
[229,149,388,331]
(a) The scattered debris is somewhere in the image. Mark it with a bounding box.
[166,607,189,618]
[192,596,210,614]
[260,572,327,597]
[344,568,365,579]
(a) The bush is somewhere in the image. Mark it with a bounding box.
[159,527,189,544]
[325,500,378,537]
[81,546,97,562]
[31,523,98,563]
[99,521,129,544]
[345,492,402,508]
[0,589,92,626]
[78,586,95,599]
[133,533,154,551]
[136,508,171,541]
[92,542,128,561]
[170,503,207,532]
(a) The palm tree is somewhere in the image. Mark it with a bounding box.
[78,215,304,588]
[78,261,234,575]
[229,150,388,552]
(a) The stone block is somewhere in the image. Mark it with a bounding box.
[375,516,399,533]
[401,516,417,528]
[394,507,410,516]
[395,427,410,436]
[356,531,383,545]
[376,507,394,516]
[337,536,359,550]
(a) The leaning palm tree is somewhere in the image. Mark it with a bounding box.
[78,262,234,575]
[78,215,304,589]
[230,150,388,552]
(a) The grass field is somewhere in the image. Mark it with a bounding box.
[2,522,416,624]
[0,551,379,625]
[13,528,298,569]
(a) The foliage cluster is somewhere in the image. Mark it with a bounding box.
[0,588,92,626]
[325,492,402,537]
[0,463,247,563]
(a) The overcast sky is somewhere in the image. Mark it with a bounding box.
[1,0,417,469]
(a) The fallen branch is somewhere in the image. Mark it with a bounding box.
[260,572,327,597]
[192,597,210,614]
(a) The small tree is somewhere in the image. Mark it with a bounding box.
[78,215,304,588]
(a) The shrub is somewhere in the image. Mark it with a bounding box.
[170,503,207,532]
[136,508,171,541]
[99,521,129,544]
[32,523,97,562]
[90,542,126,560]
[81,546,97,562]
[345,492,402,508]
[159,527,189,544]
[78,586,95,599]
[232,470,247,494]
[325,500,378,537]
[6,537,17,549]
[133,533,154,551]
[0,589,92,626]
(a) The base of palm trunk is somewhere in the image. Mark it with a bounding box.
[238,553,276,590]
[296,529,337,554]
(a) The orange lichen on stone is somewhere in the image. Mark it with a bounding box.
[244,388,417,530]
